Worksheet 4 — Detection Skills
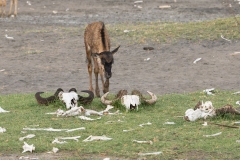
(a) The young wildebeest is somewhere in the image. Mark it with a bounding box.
[0,0,18,17]
[84,21,120,97]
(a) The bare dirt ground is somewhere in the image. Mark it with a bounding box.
[0,0,240,159]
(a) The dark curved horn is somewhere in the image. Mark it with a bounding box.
[35,92,56,106]
[35,88,64,105]
[144,91,157,104]
[69,88,77,93]
[78,90,94,105]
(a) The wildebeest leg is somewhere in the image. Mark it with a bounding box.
[8,0,13,17]
[94,59,100,97]
[13,0,17,16]
[86,51,94,93]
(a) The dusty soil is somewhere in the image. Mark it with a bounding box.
[0,0,240,159]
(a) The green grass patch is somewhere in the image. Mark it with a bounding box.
[1,90,240,159]
[107,17,240,44]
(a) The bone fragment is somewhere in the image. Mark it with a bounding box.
[133,140,153,145]
[139,122,152,127]
[65,127,86,132]
[0,127,6,133]
[203,88,215,95]
[233,91,240,94]
[221,35,231,42]
[5,34,14,40]
[138,151,162,156]
[23,127,85,132]
[202,122,208,126]
[19,134,35,141]
[164,122,175,125]
[159,5,171,9]
[134,0,143,3]
[0,107,10,113]
[83,135,112,142]
[0,69,5,72]
[78,116,101,121]
[236,140,240,143]
[123,129,135,132]
[193,58,202,64]
[22,142,35,153]
[203,132,222,137]
[52,138,67,144]
[57,136,81,142]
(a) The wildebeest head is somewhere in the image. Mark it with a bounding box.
[93,46,120,79]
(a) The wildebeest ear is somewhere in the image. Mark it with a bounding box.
[111,45,120,54]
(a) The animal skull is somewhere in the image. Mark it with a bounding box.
[101,90,157,111]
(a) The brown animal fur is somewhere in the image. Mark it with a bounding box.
[84,21,120,97]
[0,0,18,17]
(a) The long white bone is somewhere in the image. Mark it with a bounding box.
[23,127,85,132]
[203,132,222,137]
[57,136,81,142]
[83,135,112,142]
[19,134,35,141]
[0,107,10,113]
[133,140,153,145]
[139,122,152,127]
[138,151,162,156]
[78,116,101,121]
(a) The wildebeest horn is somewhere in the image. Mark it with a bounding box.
[101,92,116,105]
[35,88,64,105]
[144,91,157,104]
[78,90,94,105]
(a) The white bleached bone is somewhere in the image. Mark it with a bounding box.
[123,129,135,132]
[22,142,35,153]
[83,135,112,142]
[81,105,116,116]
[0,127,6,133]
[233,91,240,95]
[58,91,78,109]
[0,69,5,72]
[19,134,35,141]
[184,108,213,122]
[164,122,175,125]
[203,132,222,137]
[78,116,101,121]
[59,107,82,117]
[221,35,231,42]
[57,136,81,142]
[23,127,85,132]
[236,140,240,143]
[47,147,59,154]
[193,58,202,64]
[133,140,153,145]
[203,88,215,95]
[184,100,216,121]
[0,107,10,113]
[202,122,208,126]
[52,138,67,144]
[236,101,240,105]
[65,127,86,132]
[5,34,14,40]
[121,95,140,111]
[134,0,143,3]
[139,122,152,127]
[138,151,162,156]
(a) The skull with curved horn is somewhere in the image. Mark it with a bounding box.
[101,90,157,111]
